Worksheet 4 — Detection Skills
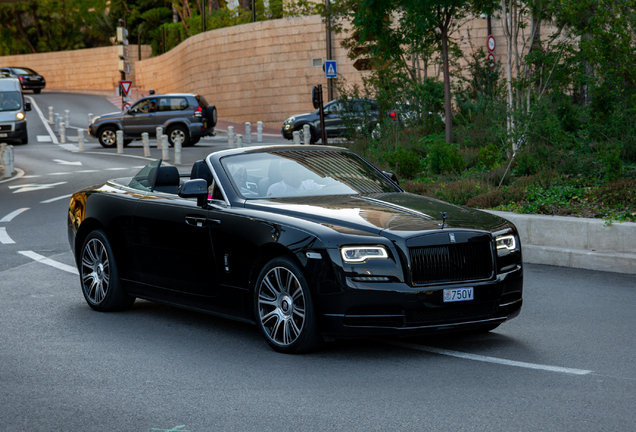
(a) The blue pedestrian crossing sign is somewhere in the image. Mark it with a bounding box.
[325,60,338,79]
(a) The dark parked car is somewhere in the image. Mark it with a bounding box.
[67,145,523,353]
[0,67,46,93]
[88,93,217,148]
[282,98,382,143]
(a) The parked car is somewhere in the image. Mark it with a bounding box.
[281,98,382,143]
[67,145,523,354]
[0,67,46,94]
[88,93,217,148]
[0,76,32,144]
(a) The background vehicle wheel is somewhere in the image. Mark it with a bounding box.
[296,126,316,144]
[98,126,117,148]
[254,256,320,354]
[123,139,133,146]
[168,125,189,147]
[79,230,135,312]
[188,137,200,146]
[20,130,28,144]
[205,105,217,127]
[33,89,41,94]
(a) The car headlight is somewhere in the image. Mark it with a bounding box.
[16,112,25,120]
[341,246,388,263]
[91,117,98,125]
[496,235,516,251]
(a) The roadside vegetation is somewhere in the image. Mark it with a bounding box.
[328,0,636,223]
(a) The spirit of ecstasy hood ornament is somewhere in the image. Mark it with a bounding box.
[439,212,448,229]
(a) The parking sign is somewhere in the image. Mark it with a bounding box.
[325,60,337,79]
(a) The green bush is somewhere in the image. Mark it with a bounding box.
[424,135,465,175]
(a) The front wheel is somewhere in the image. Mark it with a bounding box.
[296,126,316,144]
[254,256,320,353]
[79,230,135,311]
[98,126,117,148]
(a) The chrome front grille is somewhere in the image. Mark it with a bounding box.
[409,242,493,285]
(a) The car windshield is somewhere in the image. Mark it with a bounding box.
[128,159,161,191]
[12,68,35,75]
[221,149,399,199]
[0,91,22,112]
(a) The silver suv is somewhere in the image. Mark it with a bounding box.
[89,93,217,148]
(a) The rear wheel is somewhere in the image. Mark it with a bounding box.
[188,137,200,146]
[79,230,135,311]
[98,126,117,148]
[167,125,189,147]
[33,89,41,94]
[254,256,320,353]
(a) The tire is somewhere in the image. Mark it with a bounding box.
[205,105,217,127]
[123,139,133,146]
[20,130,28,144]
[254,256,320,354]
[167,125,189,147]
[296,126,316,145]
[98,126,117,148]
[33,89,41,94]
[188,137,200,146]
[79,230,135,312]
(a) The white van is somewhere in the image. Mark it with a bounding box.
[0,76,31,144]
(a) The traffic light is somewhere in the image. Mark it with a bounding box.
[116,21,130,76]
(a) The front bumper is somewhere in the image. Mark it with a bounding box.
[281,125,293,140]
[0,120,27,142]
[316,266,523,338]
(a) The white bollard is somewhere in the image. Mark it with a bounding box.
[174,136,182,165]
[54,114,60,133]
[245,122,251,144]
[5,145,14,178]
[228,126,234,148]
[236,134,243,148]
[0,144,7,179]
[156,127,163,149]
[292,130,300,145]
[88,113,93,126]
[161,135,170,160]
[64,109,70,128]
[303,124,311,145]
[257,121,263,142]
[60,123,66,144]
[116,130,124,153]
[142,132,150,157]
[77,129,84,152]
[48,106,53,124]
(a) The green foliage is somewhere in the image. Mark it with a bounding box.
[424,135,465,175]
[383,147,424,180]
[477,143,502,170]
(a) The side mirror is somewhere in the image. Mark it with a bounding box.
[24,101,32,112]
[382,171,399,185]
[178,179,209,207]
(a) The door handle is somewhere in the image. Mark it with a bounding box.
[185,216,207,227]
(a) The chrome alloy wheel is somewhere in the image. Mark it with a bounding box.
[81,238,110,305]
[100,129,116,146]
[257,266,306,347]
[170,128,186,144]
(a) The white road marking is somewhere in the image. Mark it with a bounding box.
[8,182,67,193]
[0,227,16,244]
[105,167,129,170]
[383,340,593,376]
[21,175,43,179]
[75,170,99,173]
[53,159,82,166]
[48,172,72,176]
[37,135,52,142]
[18,251,78,275]
[0,207,30,222]
[60,144,80,151]
[41,194,73,204]
[25,96,58,144]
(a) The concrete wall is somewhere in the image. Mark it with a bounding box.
[135,16,362,128]
[0,45,152,92]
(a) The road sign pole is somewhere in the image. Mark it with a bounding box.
[318,85,327,145]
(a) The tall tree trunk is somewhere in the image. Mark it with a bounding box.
[501,0,514,136]
[441,25,452,144]
[13,9,37,53]
[581,33,593,106]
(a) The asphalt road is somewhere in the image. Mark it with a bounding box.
[1,91,635,431]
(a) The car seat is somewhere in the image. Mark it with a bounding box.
[258,160,282,196]
[153,166,181,194]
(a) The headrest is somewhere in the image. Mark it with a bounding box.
[154,166,180,187]
[190,160,214,187]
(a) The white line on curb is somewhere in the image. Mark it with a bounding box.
[381,340,593,376]
[0,207,30,222]
[18,250,78,275]
[25,96,58,144]
[0,227,16,244]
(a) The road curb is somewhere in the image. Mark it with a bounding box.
[486,210,636,275]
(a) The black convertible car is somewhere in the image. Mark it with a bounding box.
[68,145,523,353]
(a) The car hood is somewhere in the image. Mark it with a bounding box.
[95,111,125,121]
[245,193,513,240]
[289,112,318,123]
[0,112,20,121]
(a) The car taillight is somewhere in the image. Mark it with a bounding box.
[390,112,397,121]
[194,106,202,117]
[18,76,25,82]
